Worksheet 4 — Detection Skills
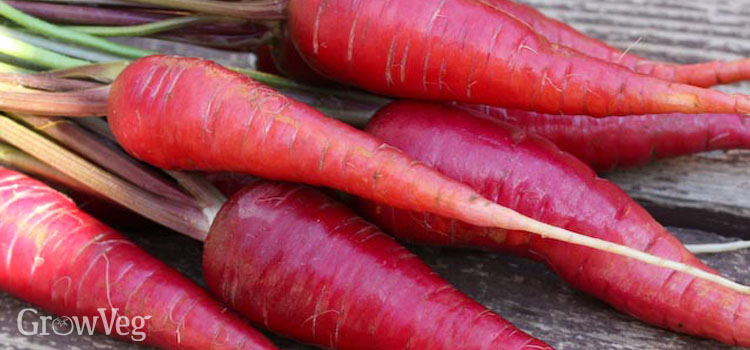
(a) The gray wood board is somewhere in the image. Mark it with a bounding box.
[0,227,747,350]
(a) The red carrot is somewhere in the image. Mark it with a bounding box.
[266,28,338,86]
[105,55,739,288]
[355,100,750,346]
[484,0,750,88]
[464,104,750,171]
[204,179,554,350]
[0,167,277,350]
[286,0,750,116]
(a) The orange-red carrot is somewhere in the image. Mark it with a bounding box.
[0,167,277,350]
[204,179,555,350]
[356,101,750,346]
[287,0,750,116]
[485,0,750,88]
[105,55,745,289]
[464,104,750,171]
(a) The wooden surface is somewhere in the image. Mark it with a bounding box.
[3,0,750,349]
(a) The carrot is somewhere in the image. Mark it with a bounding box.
[464,104,750,171]
[286,0,750,116]
[105,55,745,290]
[0,167,277,350]
[204,179,555,350]
[484,0,750,88]
[254,45,282,77]
[266,27,339,86]
[355,100,750,346]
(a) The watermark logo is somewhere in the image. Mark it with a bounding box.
[17,308,151,342]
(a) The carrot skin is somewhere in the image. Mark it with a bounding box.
[355,101,750,346]
[287,0,750,116]
[464,105,750,171]
[0,168,277,350]
[485,0,750,88]
[203,180,554,350]
[108,55,512,232]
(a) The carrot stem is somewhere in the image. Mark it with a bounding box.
[0,71,100,90]
[122,0,286,20]
[46,60,129,83]
[14,113,192,203]
[0,0,153,58]
[0,26,121,63]
[0,115,210,239]
[17,0,162,7]
[0,61,30,73]
[0,141,88,192]
[166,171,225,223]
[0,85,109,116]
[73,116,116,140]
[0,26,89,68]
[66,15,218,37]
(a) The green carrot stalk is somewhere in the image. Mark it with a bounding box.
[14,113,191,203]
[0,114,211,239]
[67,16,216,37]
[0,0,153,58]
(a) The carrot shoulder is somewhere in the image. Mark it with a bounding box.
[355,101,750,346]
[287,0,750,116]
[0,168,276,350]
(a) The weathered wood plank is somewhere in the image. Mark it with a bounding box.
[603,151,750,238]
[0,228,746,350]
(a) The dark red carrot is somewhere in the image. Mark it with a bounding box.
[463,104,750,171]
[204,179,554,350]
[254,45,282,76]
[355,100,750,346]
[286,0,750,116]
[106,55,739,286]
[484,0,750,88]
[267,28,338,86]
[0,167,277,350]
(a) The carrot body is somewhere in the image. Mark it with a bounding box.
[486,0,750,88]
[107,56,535,240]
[464,104,750,171]
[355,101,750,346]
[203,180,554,350]
[0,168,277,350]
[286,0,750,116]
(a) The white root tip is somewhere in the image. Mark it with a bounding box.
[686,241,750,254]
[489,205,750,295]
